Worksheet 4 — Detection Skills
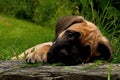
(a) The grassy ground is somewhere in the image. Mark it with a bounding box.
[0,15,55,60]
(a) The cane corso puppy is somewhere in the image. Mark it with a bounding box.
[12,16,113,65]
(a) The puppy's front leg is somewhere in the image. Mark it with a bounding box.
[12,42,52,63]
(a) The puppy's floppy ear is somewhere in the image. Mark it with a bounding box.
[55,16,84,38]
[95,37,113,61]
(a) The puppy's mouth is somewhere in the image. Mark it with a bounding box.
[47,43,82,65]
[47,41,91,65]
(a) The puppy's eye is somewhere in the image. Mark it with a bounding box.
[66,30,74,38]
[66,30,81,39]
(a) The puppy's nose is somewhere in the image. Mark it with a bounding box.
[60,49,68,56]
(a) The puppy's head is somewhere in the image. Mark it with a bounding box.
[47,16,113,65]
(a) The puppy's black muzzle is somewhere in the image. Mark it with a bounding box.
[47,42,82,65]
[47,30,84,65]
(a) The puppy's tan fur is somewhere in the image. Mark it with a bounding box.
[12,16,112,63]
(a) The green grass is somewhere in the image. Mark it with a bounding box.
[0,15,55,60]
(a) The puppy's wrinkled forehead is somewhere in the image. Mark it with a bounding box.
[67,21,99,37]
[57,16,100,40]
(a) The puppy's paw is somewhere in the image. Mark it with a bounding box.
[26,45,51,63]
[26,50,47,63]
